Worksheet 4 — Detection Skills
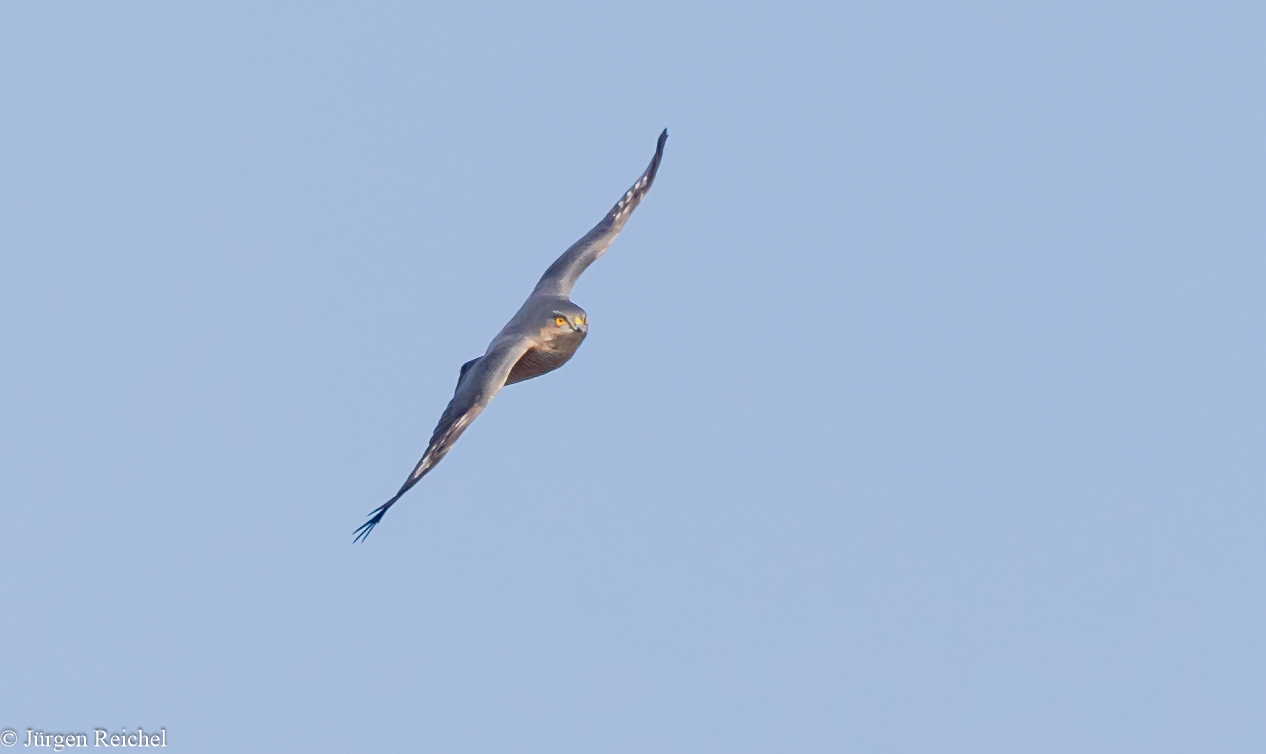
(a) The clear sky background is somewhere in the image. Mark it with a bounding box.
[2,2,1263,752]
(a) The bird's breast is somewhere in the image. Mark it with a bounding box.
[505,329,586,386]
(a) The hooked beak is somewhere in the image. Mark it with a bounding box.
[572,322,587,334]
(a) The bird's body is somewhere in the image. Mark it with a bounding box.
[354,130,667,542]
[503,297,588,386]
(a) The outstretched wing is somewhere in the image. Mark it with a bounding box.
[531,129,667,298]
[354,337,532,542]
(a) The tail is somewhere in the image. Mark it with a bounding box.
[353,492,405,543]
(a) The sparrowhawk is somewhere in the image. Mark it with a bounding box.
[354,130,667,542]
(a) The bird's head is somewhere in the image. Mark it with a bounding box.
[548,305,588,336]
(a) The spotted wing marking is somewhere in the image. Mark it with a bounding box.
[354,338,532,542]
[531,130,667,297]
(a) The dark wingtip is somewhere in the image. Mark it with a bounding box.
[352,515,381,543]
[352,501,392,543]
[643,129,667,187]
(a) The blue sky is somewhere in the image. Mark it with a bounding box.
[2,2,1264,751]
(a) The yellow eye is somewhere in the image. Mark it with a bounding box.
[555,316,567,326]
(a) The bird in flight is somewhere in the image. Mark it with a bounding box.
[354,130,667,542]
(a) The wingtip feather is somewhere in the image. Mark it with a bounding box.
[352,497,397,543]
[643,130,667,187]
